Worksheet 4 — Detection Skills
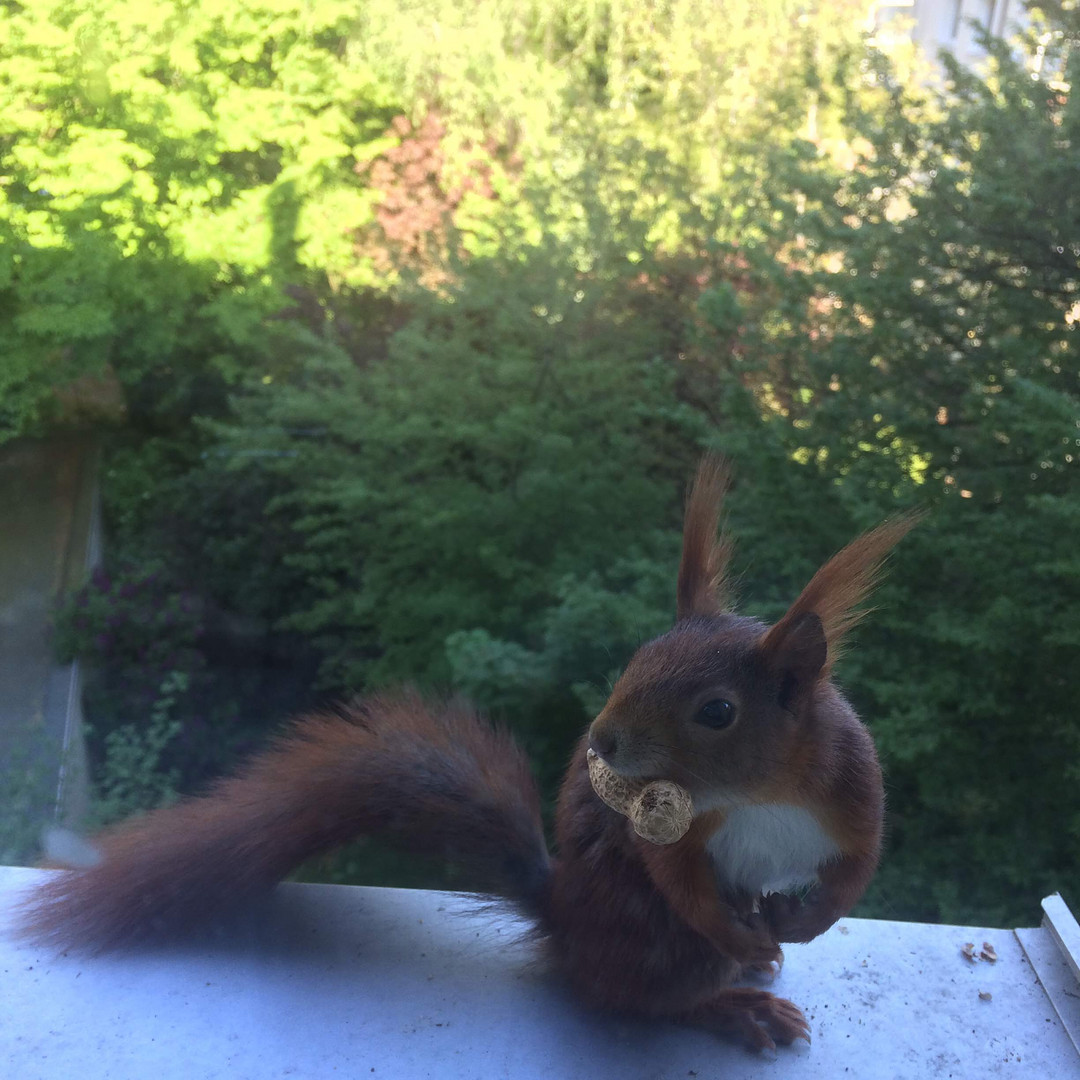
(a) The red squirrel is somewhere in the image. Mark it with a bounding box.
[20,458,916,1051]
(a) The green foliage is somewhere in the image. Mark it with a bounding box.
[87,671,185,826]
[0,723,57,865]
[699,6,1080,923]
[8,0,1077,926]
[54,564,205,673]
[0,0,402,440]
[204,224,715,790]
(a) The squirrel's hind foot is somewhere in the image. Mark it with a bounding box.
[683,987,810,1052]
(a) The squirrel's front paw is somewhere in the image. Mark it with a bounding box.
[742,950,785,981]
[730,911,782,966]
[761,890,830,944]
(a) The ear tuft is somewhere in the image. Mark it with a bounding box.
[761,512,923,677]
[676,455,733,621]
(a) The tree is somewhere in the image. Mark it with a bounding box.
[696,5,1080,922]
[0,0,401,439]
[19,0,1077,924]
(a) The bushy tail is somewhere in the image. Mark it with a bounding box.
[20,691,551,951]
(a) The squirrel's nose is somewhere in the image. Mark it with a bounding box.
[588,723,619,762]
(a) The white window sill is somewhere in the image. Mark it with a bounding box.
[2,865,1077,1078]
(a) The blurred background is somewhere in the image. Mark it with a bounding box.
[0,0,1075,927]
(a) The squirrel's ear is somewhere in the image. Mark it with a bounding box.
[761,513,922,678]
[764,611,827,710]
[676,455,733,621]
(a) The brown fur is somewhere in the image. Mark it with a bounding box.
[761,513,923,675]
[676,455,733,620]
[23,692,549,950]
[18,458,917,1051]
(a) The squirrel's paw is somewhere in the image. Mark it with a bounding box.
[742,949,785,981]
[761,889,830,944]
[729,910,782,967]
[686,988,811,1052]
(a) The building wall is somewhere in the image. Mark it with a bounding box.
[875,0,1027,69]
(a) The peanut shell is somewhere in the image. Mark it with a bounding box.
[586,748,693,845]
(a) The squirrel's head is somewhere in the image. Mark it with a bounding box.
[587,456,918,804]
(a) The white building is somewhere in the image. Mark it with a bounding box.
[875,0,1027,69]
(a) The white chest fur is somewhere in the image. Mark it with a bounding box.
[706,803,840,895]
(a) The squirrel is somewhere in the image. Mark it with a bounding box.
[18,457,917,1051]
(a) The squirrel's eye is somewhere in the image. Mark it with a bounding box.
[695,699,736,730]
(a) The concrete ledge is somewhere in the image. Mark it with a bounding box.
[1,866,1077,1079]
